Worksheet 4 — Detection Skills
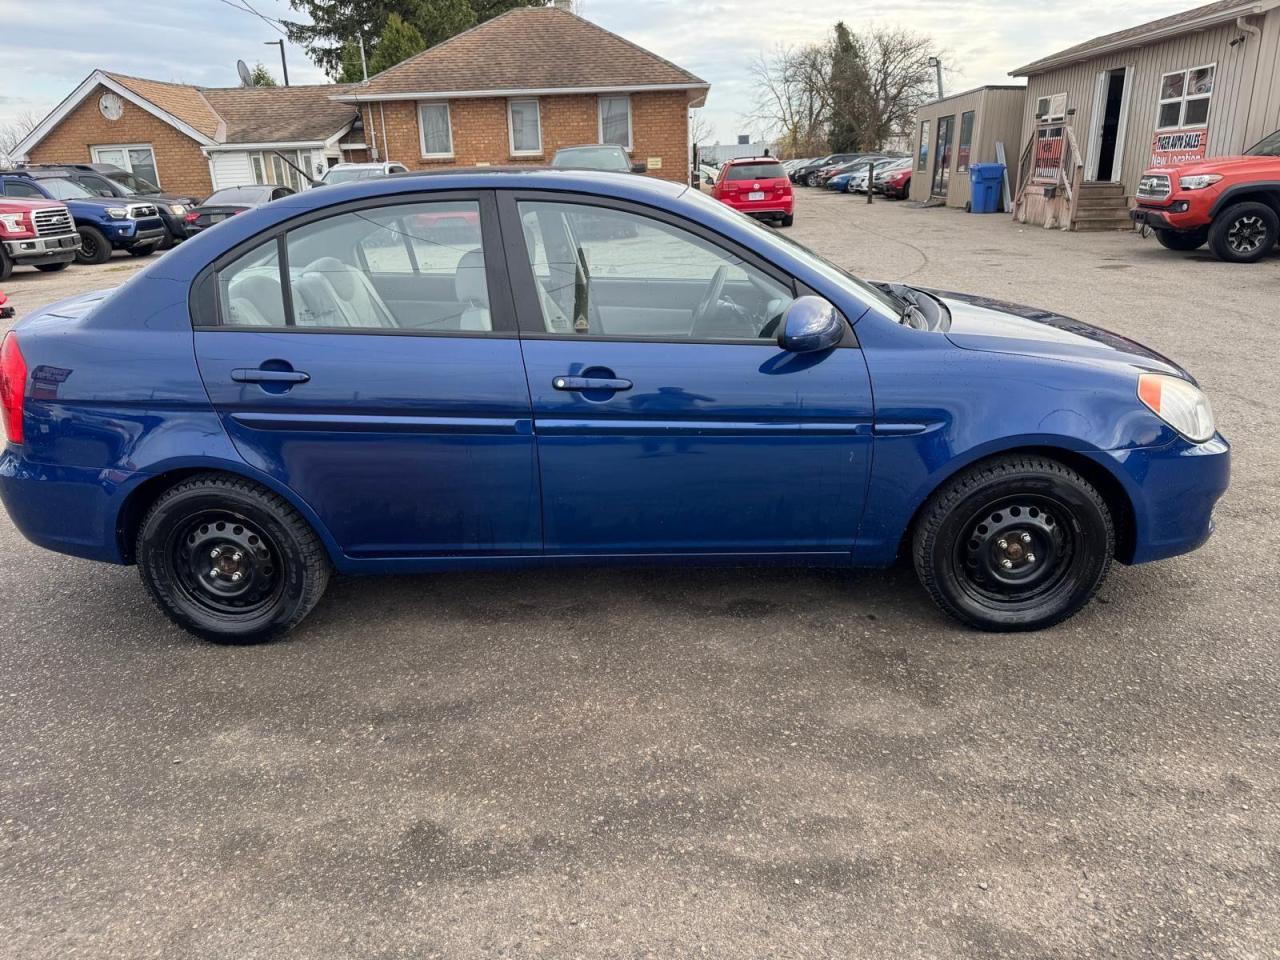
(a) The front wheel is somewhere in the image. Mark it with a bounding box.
[806,173,819,187]
[912,456,1114,631]
[75,225,111,265]
[780,214,794,227]
[0,247,11,282]
[1209,202,1278,263]
[136,474,330,644]
[1155,228,1208,252]
[127,244,157,258]
[35,261,70,272]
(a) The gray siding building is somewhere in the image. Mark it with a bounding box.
[1009,0,1280,229]
[909,85,1027,208]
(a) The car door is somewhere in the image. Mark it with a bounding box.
[192,191,541,558]
[498,192,874,556]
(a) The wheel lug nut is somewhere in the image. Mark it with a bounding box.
[210,547,220,558]
[231,551,243,562]
[1026,553,1037,564]
[1021,532,1032,544]
[231,571,243,582]
[997,539,1008,550]
[209,567,220,578]
[1000,559,1014,569]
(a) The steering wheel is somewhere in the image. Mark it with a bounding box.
[689,265,728,334]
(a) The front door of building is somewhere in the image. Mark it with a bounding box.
[1090,67,1129,182]
[932,115,955,197]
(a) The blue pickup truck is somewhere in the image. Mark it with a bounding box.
[0,169,167,264]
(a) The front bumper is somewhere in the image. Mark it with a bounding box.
[1094,434,1230,565]
[102,217,167,249]
[1131,201,1206,233]
[3,232,81,262]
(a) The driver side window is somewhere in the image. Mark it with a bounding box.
[516,200,793,341]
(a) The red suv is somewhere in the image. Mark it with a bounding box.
[711,158,794,227]
[1131,128,1280,263]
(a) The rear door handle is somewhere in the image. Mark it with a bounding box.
[553,376,632,392]
[231,368,311,384]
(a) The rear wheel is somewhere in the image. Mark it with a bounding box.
[136,474,330,644]
[1155,228,1208,252]
[1208,202,1278,263]
[127,244,157,258]
[75,225,111,265]
[806,173,819,187]
[912,455,1113,631]
[780,213,794,227]
[35,261,69,273]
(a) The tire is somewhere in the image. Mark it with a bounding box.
[806,173,819,187]
[1156,228,1208,252]
[75,225,111,265]
[1208,201,1279,264]
[780,214,794,227]
[912,455,1114,632]
[0,248,11,282]
[35,261,69,273]
[127,244,157,258]
[136,473,330,644]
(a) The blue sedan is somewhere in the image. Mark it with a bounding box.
[0,170,1228,643]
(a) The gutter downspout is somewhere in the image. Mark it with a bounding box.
[1235,16,1263,148]
[378,101,390,164]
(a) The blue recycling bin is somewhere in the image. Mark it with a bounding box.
[969,163,1005,214]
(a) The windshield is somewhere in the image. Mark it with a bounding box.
[552,147,630,171]
[1246,129,1280,156]
[110,171,160,193]
[322,168,382,184]
[682,189,898,320]
[41,177,95,200]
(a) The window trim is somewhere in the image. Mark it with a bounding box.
[917,120,929,171]
[492,190,861,348]
[1157,63,1215,131]
[90,142,160,187]
[191,189,519,337]
[507,98,542,157]
[597,94,633,151]
[417,100,454,159]
[956,110,975,174]
[1035,92,1067,123]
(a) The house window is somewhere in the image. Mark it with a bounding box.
[249,150,308,191]
[956,110,975,173]
[90,144,160,187]
[1035,93,1067,122]
[1158,65,1214,129]
[508,99,542,156]
[598,95,632,150]
[418,101,453,157]
[917,120,929,171]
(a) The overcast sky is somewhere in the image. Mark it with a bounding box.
[2,0,1201,143]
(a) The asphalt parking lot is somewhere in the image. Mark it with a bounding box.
[2,191,1277,959]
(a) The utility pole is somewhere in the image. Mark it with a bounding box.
[264,39,289,86]
[357,31,369,82]
[928,56,944,100]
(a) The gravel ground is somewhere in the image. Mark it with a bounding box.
[1,190,1277,959]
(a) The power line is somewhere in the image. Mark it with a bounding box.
[212,0,289,37]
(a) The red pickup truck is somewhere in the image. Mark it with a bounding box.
[0,197,81,281]
[1131,128,1280,263]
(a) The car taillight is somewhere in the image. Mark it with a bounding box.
[184,211,200,223]
[0,331,27,445]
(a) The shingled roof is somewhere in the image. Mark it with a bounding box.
[1012,0,1280,76]
[105,73,224,140]
[201,84,360,143]
[338,6,708,99]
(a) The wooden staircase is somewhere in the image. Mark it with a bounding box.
[1072,182,1132,232]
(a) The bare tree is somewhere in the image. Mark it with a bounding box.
[689,111,714,148]
[747,44,830,158]
[0,110,39,166]
[852,26,939,149]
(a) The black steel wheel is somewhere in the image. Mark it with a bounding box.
[76,225,111,265]
[1209,202,1278,263]
[913,455,1113,631]
[1155,228,1208,252]
[136,474,330,644]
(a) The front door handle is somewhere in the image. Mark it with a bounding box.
[553,375,633,392]
[231,368,311,384]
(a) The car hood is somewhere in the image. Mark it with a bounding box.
[1145,154,1261,178]
[934,290,1191,380]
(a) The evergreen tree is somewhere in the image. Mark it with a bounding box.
[283,0,548,81]
[368,13,428,74]
[243,62,279,87]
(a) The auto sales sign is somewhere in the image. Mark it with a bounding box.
[1149,128,1209,166]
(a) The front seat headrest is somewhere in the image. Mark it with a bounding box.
[306,257,356,299]
[455,249,488,307]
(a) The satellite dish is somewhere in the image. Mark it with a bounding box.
[236,59,253,85]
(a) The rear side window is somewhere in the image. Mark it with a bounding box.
[726,162,786,181]
[213,200,492,332]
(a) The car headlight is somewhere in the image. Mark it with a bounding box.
[105,207,128,219]
[168,203,186,215]
[1178,174,1223,190]
[1138,373,1215,442]
[0,212,26,233]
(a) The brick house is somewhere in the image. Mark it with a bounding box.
[331,5,708,183]
[15,72,364,198]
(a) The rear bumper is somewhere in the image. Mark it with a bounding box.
[0,450,132,563]
[720,198,793,218]
[1093,434,1230,565]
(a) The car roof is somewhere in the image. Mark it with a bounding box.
[724,156,782,165]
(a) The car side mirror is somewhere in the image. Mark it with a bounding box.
[631,162,648,174]
[778,296,844,353]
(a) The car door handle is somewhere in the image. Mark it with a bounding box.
[552,376,633,392]
[231,368,311,384]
